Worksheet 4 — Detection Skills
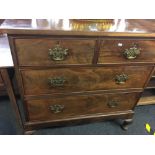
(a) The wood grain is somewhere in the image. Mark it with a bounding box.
[98,39,155,64]
[21,66,153,96]
[14,38,96,66]
[26,92,139,122]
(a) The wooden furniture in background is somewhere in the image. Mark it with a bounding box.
[0,69,23,128]
[0,34,23,132]
[0,34,13,96]
[138,78,155,105]
[1,19,155,134]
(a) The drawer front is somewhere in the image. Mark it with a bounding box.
[21,66,153,96]
[98,40,155,64]
[26,92,139,122]
[14,38,95,66]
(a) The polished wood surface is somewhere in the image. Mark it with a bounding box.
[0,34,13,67]
[14,38,96,66]
[21,66,153,96]
[1,19,155,37]
[98,39,155,64]
[26,92,139,122]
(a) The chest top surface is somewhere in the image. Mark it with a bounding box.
[1,19,155,37]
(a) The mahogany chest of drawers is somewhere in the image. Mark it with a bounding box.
[2,19,155,134]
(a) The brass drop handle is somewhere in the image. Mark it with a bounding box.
[49,104,65,113]
[48,77,66,87]
[123,44,141,60]
[107,100,118,108]
[49,44,69,61]
[115,73,128,84]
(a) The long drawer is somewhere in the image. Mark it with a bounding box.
[21,66,153,96]
[14,38,96,66]
[98,40,155,64]
[26,92,140,122]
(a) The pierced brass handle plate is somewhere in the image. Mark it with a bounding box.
[48,77,66,87]
[123,44,141,60]
[115,73,128,84]
[49,44,69,61]
[49,104,65,113]
[107,100,118,108]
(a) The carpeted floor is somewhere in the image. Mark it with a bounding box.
[0,96,155,135]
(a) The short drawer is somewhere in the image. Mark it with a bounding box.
[26,92,139,122]
[21,66,153,96]
[98,40,155,64]
[14,38,96,66]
